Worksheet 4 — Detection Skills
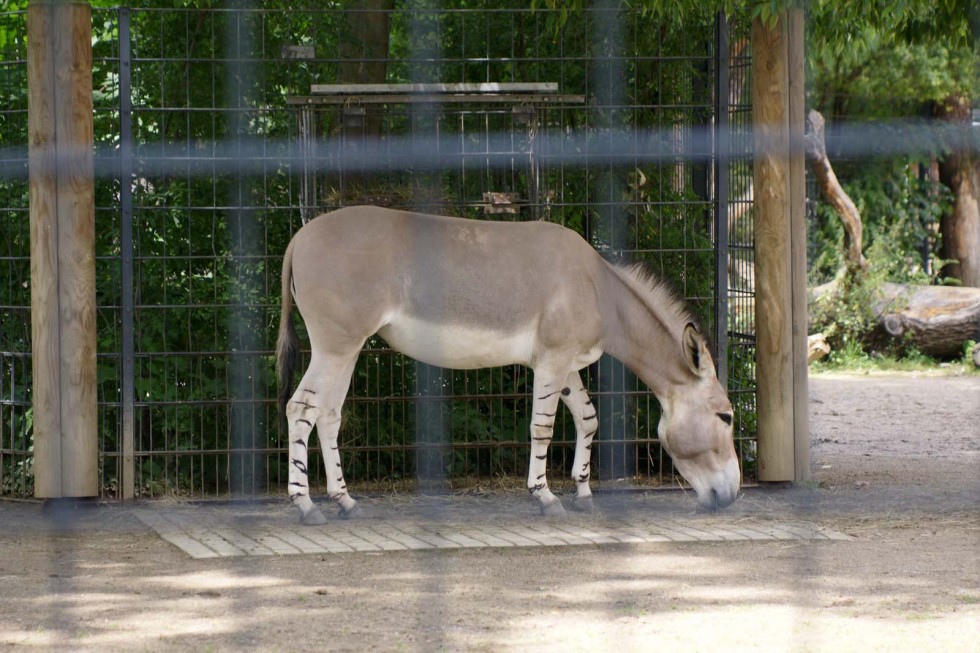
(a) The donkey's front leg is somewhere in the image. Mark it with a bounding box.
[560,370,597,513]
[528,373,566,517]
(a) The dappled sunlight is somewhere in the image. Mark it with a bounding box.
[480,606,978,652]
[675,584,795,604]
[0,628,59,649]
[484,605,809,651]
[440,543,979,652]
[0,564,328,650]
[0,535,976,651]
[0,594,239,649]
[0,494,976,651]
[144,569,288,591]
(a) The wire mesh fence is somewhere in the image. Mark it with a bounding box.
[0,5,756,500]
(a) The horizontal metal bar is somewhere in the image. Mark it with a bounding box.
[310,82,559,94]
[3,121,953,181]
[288,93,586,106]
[103,439,664,458]
[102,389,657,409]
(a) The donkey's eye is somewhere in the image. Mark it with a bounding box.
[717,412,733,426]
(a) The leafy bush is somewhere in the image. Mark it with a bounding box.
[809,157,952,286]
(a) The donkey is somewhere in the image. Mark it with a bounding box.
[277,206,740,524]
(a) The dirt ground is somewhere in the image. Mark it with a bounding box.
[1,372,978,652]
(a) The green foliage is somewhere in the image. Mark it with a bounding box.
[810,267,888,358]
[805,0,976,369]
[810,340,980,375]
[810,27,977,121]
[809,158,956,361]
[809,158,953,286]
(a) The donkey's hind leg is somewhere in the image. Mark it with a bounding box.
[528,370,567,517]
[286,384,327,525]
[312,354,361,519]
[286,354,359,525]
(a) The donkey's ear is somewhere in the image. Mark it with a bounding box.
[682,323,712,378]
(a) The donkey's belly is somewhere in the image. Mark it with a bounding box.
[378,314,534,369]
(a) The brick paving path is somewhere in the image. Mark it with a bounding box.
[135,496,851,559]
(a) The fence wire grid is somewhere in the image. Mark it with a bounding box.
[0,5,757,500]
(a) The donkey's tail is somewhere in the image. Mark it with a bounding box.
[276,237,300,432]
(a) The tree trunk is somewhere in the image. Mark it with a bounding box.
[335,0,394,190]
[337,0,393,142]
[935,93,980,287]
[805,109,869,272]
[337,0,394,95]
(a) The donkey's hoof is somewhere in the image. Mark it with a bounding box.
[571,496,595,513]
[300,506,328,526]
[540,498,567,518]
[338,503,362,520]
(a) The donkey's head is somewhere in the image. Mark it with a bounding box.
[657,324,740,511]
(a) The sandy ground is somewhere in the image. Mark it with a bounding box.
[0,372,978,652]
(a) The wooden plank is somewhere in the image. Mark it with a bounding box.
[752,14,795,482]
[28,1,98,498]
[27,1,63,499]
[310,82,559,95]
[787,8,810,483]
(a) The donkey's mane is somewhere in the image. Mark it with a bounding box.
[610,262,698,335]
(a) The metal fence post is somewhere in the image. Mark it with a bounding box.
[714,11,730,389]
[118,6,135,501]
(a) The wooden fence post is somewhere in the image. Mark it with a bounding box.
[752,10,809,483]
[27,0,98,499]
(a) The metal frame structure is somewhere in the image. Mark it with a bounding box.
[0,5,757,500]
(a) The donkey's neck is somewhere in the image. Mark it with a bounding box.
[599,263,693,396]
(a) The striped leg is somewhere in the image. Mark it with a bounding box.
[560,370,598,512]
[286,384,326,525]
[287,354,359,525]
[315,388,360,518]
[528,372,566,517]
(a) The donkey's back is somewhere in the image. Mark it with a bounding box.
[287,206,607,368]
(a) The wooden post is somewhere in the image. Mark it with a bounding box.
[28,0,98,499]
[751,10,808,483]
[787,10,810,484]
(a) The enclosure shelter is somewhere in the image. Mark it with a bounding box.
[290,81,584,223]
[0,3,775,501]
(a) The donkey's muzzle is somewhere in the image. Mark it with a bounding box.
[697,484,740,513]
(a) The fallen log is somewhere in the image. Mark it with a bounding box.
[876,283,980,358]
[812,281,980,359]
[807,333,831,363]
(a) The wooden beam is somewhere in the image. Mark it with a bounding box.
[787,9,810,484]
[27,1,62,500]
[752,11,806,482]
[28,0,98,499]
